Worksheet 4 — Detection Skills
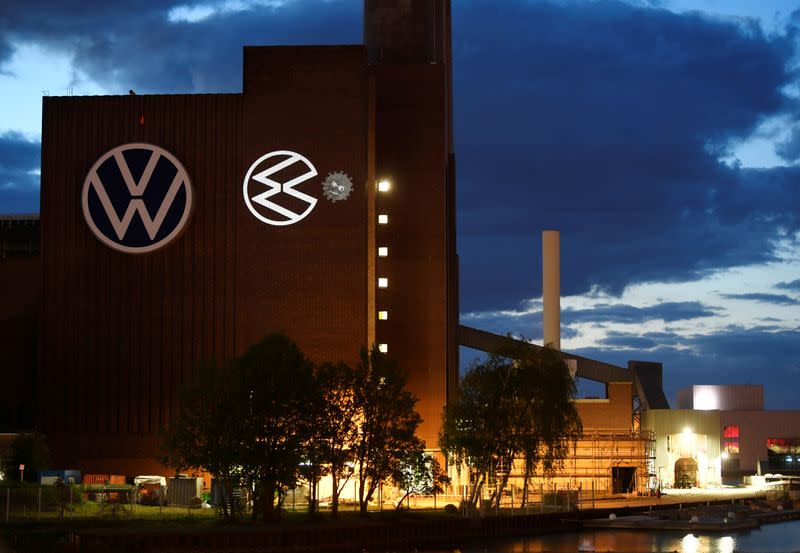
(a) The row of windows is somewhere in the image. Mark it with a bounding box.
[377,180,391,355]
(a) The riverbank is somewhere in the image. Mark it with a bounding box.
[583,498,800,532]
[2,492,793,553]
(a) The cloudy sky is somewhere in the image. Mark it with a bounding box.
[1,0,798,408]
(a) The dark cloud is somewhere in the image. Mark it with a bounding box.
[602,334,660,350]
[0,0,361,93]
[461,309,543,342]
[0,132,40,212]
[1,1,798,308]
[718,292,798,305]
[601,330,685,350]
[563,301,719,324]
[2,0,800,401]
[454,0,799,311]
[571,326,800,409]
[776,127,800,162]
[776,279,800,291]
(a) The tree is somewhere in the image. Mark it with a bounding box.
[393,448,450,510]
[439,343,582,510]
[3,432,50,482]
[161,363,245,520]
[353,346,422,516]
[297,373,328,516]
[161,333,317,522]
[236,333,316,522]
[304,361,358,517]
[508,344,582,508]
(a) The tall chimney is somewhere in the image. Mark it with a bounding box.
[542,230,560,350]
[364,0,449,65]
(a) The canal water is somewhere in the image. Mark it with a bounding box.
[431,519,800,552]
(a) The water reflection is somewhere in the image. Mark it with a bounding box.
[718,536,735,553]
[433,519,799,553]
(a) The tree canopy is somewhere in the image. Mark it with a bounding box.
[161,335,425,520]
[2,432,50,482]
[352,346,423,516]
[439,343,582,509]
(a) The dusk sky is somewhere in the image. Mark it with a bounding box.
[1,0,798,408]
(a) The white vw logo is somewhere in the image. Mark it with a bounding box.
[82,143,193,254]
[243,151,318,226]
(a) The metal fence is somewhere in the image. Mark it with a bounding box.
[3,482,608,523]
[0,485,156,523]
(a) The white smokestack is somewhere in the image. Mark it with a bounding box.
[542,230,560,350]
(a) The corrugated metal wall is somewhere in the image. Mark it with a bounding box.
[39,40,453,472]
[40,94,243,470]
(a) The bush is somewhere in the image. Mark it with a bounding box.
[47,482,85,510]
[443,503,458,514]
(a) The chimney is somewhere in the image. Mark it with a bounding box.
[363,0,449,65]
[542,230,560,350]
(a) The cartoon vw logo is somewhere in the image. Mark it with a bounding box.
[243,150,318,226]
[82,143,193,253]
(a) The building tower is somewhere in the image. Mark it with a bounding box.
[365,0,458,448]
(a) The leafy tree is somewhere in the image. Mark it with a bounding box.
[393,449,450,510]
[297,377,328,515]
[2,432,50,482]
[304,361,358,517]
[439,343,582,509]
[161,363,245,519]
[161,333,317,522]
[353,346,422,516]
[513,345,582,507]
[236,333,316,522]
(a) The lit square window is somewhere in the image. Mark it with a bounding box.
[378,214,389,225]
[378,311,388,320]
[378,246,388,257]
[378,343,388,353]
[377,180,391,192]
[378,277,388,288]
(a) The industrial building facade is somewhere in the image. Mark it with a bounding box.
[14,0,770,501]
[37,1,457,474]
[644,384,800,488]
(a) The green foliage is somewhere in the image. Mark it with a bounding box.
[2,432,50,482]
[439,342,582,508]
[161,333,316,522]
[160,362,246,520]
[393,450,450,510]
[301,361,358,517]
[236,333,316,521]
[353,345,423,516]
[44,480,84,516]
[162,335,426,521]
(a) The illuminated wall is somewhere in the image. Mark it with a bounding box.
[719,410,800,474]
[676,384,764,411]
[575,382,633,433]
[642,409,722,488]
[39,2,457,474]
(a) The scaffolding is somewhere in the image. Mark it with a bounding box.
[470,430,656,501]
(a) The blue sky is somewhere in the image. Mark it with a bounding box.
[1,0,798,408]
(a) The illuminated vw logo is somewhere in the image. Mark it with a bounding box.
[243,151,318,226]
[82,143,193,254]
